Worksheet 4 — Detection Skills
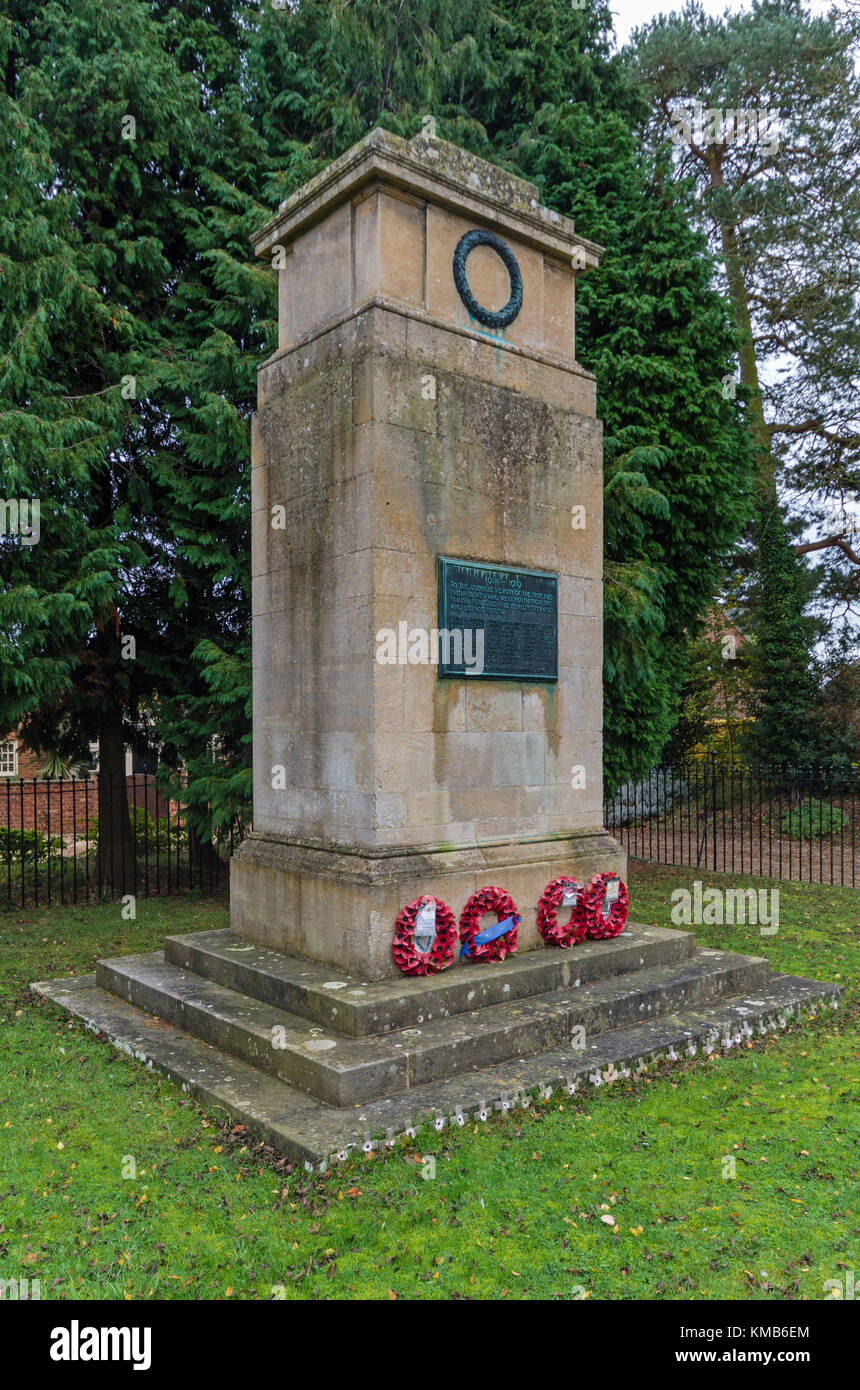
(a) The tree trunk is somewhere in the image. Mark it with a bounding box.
[188,824,222,890]
[708,153,777,507]
[96,697,135,895]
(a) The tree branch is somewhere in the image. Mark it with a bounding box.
[795,534,860,565]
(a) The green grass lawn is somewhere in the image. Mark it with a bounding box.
[1,864,858,1301]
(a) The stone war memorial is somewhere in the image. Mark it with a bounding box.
[36,131,841,1165]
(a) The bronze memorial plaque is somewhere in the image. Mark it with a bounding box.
[437,557,558,681]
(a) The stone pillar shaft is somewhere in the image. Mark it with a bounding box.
[231,128,624,978]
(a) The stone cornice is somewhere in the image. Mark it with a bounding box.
[251,127,603,270]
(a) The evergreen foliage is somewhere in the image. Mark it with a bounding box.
[0,0,762,850]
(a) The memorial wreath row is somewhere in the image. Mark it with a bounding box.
[392,872,629,976]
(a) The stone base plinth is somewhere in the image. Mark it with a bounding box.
[35,927,842,1165]
[229,829,626,980]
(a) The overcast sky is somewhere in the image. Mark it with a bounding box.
[610,0,836,48]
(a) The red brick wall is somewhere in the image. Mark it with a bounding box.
[0,775,174,834]
[1,728,179,834]
[0,779,95,833]
[13,747,43,779]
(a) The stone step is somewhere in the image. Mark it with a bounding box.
[162,922,696,1037]
[33,970,842,1167]
[95,946,771,1106]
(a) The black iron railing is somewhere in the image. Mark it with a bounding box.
[604,756,858,886]
[0,774,244,906]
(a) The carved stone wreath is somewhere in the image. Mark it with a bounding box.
[452,228,523,330]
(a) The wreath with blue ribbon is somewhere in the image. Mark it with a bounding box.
[459,886,520,962]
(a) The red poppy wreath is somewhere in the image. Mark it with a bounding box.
[537,875,588,948]
[392,895,458,976]
[459,886,520,962]
[584,872,629,940]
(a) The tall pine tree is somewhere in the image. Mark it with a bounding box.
[628,0,860,762]
[1,0,214,881]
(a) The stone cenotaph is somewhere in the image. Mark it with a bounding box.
[36,131,840,1164]
[231,127,624,980]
